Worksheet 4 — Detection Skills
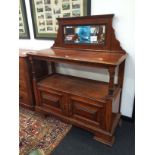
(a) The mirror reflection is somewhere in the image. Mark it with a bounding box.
[64,25,106,44]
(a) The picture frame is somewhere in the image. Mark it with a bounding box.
[19,0,30,39]
[29,0,91,40]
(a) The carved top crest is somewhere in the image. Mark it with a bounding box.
[52,14,125,53]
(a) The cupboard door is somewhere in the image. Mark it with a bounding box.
[69,96,105,128]
[38,89,65,114]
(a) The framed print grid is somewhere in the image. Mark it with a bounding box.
[30,0,91,39]
[19,0,30,39]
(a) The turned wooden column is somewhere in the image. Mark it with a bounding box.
[118,60,125,88]
[51,62,56,74]
[108,66,115,95]
[29,56,40,106]
[118,60,125,113]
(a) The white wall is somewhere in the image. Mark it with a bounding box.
[19,0,135,117]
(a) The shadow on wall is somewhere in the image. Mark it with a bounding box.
[56,63,119,84]
[121,54,135,117]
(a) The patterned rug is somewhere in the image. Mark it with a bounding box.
[19,108,72,155]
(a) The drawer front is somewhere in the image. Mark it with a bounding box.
[19,80,27,92]
[19,90,28,104]
[39,89,64,114]
[69,96,105,128]
[19,58,27,80]
[19,57,26,69]
[19,70,25,80]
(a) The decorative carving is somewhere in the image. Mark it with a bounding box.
[52,14,125,53]
[110,27,125,52]
[108,67,115,95]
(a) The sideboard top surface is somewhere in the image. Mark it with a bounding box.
[28,48,127,66]
[19,49,36,57]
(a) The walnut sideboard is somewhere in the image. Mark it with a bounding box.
[19,49,48,110]
[26,15,127,146]
[19,49,35,110]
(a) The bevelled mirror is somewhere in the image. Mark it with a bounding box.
[64,25,106,45]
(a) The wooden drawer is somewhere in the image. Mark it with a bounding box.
[19,52,35,110]
[69,96,105,128]
[19,57,26,80]
[19,79,27,89]
[19,69,26,81]
[19,68,24,76]
[38,89,65,114]
[19,57,25,68]
[19,90,28,104]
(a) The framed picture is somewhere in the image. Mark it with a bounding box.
[19,0,30,39]
[29,0,91,39]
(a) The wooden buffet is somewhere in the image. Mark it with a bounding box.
[24,14,127,146]
[19,50,35,110]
